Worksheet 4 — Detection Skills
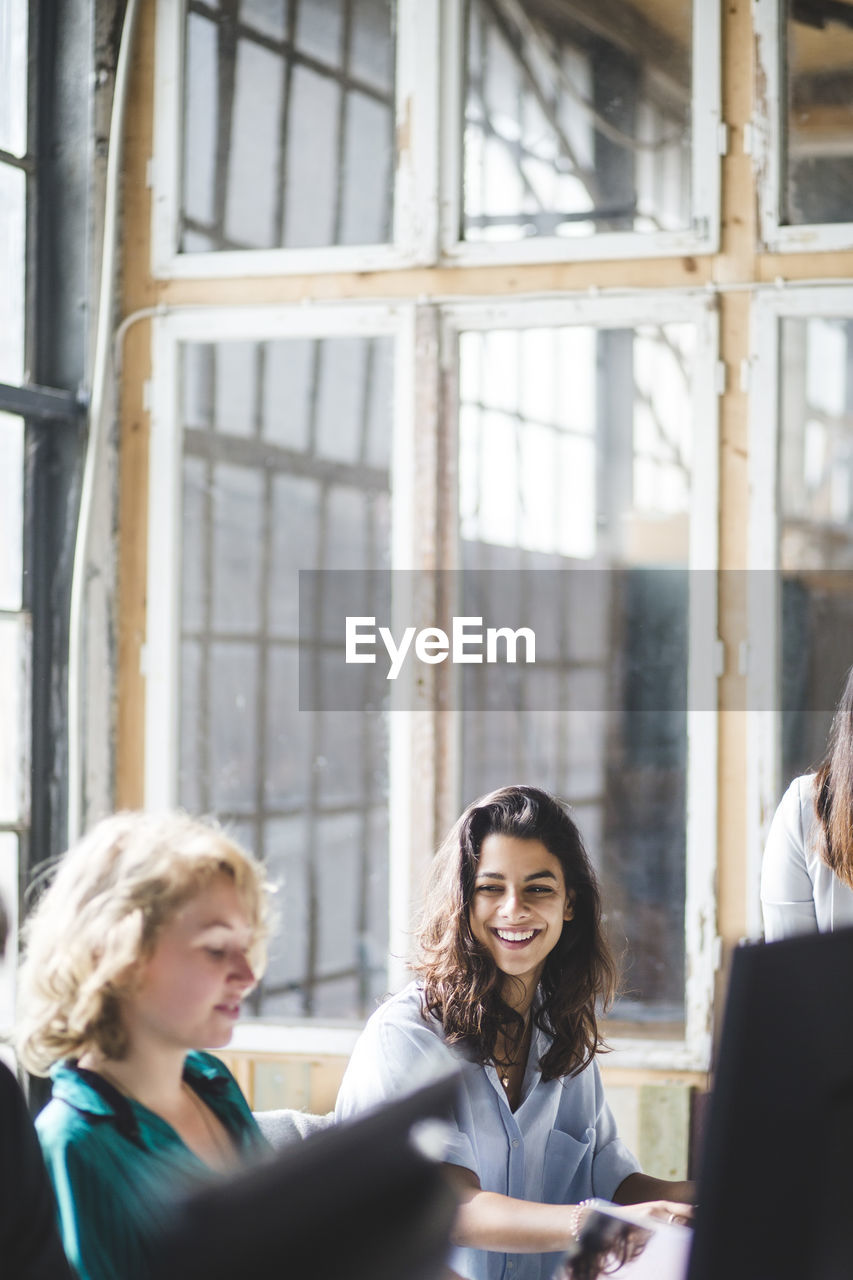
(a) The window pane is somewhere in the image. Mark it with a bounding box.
[241,0,289,43]
[458,322,696,1029]
[0,0,27,157]
[784,14,853,227]
[0,414,23,612]
[462,0,692,244]
[178,334,394,1018]
[0,831,18,1042]
[779,317,853,782]
[180,0,396,252]
[0,615,25,825]
[0,163,25,382]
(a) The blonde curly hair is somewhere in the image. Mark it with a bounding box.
[17,810,270,1075]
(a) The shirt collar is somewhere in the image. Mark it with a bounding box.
[50,1051,230,1142]
[51,1060,143,1145]
[50,1060,122,1117]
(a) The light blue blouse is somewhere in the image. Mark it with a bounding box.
[335,982,640,1280]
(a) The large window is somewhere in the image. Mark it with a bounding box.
[153,0,439,275]
[141,0,729,1073]
[455,319,694,1028]
[145,297,719,1067]
[145,306,409,1027]
[444,295,719,1064]
[748,288,853,934]
[0,0,28,1052]
[152,0,720,275]
[179,0,396,254]
[0,410,25,1055]
[445,0,701,261]
[755,0,853,251]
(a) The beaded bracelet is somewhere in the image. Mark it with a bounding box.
[569,1199,594,1242]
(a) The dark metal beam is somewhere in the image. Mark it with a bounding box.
[0,380,85,422]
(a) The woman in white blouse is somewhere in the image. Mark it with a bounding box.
[761,666,853,940]
[336,785,692,1280]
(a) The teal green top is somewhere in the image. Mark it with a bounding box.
[36,1051,270,1280]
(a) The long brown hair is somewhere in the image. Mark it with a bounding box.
[815,665,853,888]
[416,785,618,1081]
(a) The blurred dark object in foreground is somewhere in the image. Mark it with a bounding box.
[561,1201,692,1280]
[156,1073,460,1280]
[564,1204,652,1280]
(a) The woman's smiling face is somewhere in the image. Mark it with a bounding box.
[468,834,574,997]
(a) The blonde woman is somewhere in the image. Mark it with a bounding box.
[17,811,272,1280]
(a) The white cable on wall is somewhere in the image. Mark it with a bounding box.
[67,0,142,844]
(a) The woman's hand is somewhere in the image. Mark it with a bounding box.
[623,1200,694,1227]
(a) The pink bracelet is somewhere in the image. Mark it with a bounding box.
[569,1199,594,1241]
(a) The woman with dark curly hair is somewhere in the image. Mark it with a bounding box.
[336,785,693,1280]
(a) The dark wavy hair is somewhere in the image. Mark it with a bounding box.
[815,664,853,888]
[415,785,618,1081]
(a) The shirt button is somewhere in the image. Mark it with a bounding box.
[511,1139,519,1148]
[507,1263,514,1271]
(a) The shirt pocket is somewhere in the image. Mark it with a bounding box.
[542,1126,594,1204]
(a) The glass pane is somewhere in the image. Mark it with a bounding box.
[779,317,853,782]
[178,333,394,1018]
[180,0,396,253]
[211,463,264,634]
[0,831,18,1040]
[462,0,692,244]
[0,615,25,824]
[458,322,696,1030]
[225,40,285,248]
[784,10,853,226]
[0,163,25,382]
[209,641,258,813]
[0,0,27,157]
[262,814,310,1018]
[240,0,289,42]
[0,414,23,612]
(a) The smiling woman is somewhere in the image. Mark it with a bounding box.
[335,785,694,1280]
[16,811,273,1280]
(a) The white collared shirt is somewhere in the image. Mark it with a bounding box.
[335,982,640,1280]
[761,773,853,940]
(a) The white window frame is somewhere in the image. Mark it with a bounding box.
[147,293,719,1066]
[151,0,441,278]
[439,291,721,1070]
[152,0,721,278]
[146,302,420,1053]
[746,285,853,938]
[753,1,853,253]
[440,0,722,267]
